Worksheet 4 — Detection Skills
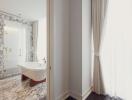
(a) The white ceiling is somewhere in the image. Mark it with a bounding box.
[0,0,46,21]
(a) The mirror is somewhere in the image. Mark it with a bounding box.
[0,0,47,100]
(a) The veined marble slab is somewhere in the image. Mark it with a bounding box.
[0,75,47,100]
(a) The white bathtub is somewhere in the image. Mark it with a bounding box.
[18,62,47,81]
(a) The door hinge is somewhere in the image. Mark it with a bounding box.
[50,66,52,70]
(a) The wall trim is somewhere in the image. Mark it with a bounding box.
[57,87,92,100]
[56,91,69,100]
[69,91,82,100]
[68,87,92,100]
[57,90,82,100]
[82,87,92,100]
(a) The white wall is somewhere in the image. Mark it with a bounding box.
[69,0,92,99]
[69,0,82,98]
[51,0,70,99]
[0,0,46,20]
[51,0,92,99]
[82,0,92,98]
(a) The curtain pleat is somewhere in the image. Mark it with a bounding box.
[92,0,108,94]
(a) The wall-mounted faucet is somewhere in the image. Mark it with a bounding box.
[42,57,47,64]
[3,47,12,55]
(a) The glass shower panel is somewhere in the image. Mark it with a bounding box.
[3,20,26,78]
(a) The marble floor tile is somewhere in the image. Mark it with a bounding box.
[0,89,4,100]
[0,75,47,100]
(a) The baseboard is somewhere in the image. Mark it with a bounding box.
[69,91,82,100]
[82,87,92,100]
[69,87,92,100]
[56,91,69,100]
[56,87,92,100]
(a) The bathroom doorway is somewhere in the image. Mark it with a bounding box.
[0,0,50,100]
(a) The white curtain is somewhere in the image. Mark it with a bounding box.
[92,0,108,94]
[92,0,132,100]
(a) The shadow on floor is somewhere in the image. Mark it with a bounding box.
[86,92,122,100]
[66,96,76,100]
[66,92,122,100]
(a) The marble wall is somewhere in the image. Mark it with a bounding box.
[0,16,5,79]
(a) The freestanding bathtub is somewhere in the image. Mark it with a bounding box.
[18,62,47,86]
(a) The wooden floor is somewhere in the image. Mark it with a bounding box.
[66,92,122,100]
[86,92,120,100]
[66,96,76,100]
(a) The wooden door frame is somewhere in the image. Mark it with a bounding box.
[47,0,54,99]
